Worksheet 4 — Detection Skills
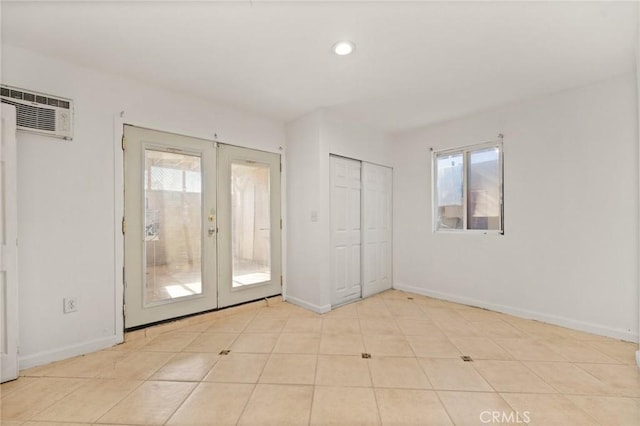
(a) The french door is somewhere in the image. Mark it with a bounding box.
[217,144,282,308]
[124,126,218,328]
[123,126,281,329]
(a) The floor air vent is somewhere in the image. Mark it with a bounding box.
[1,85,73,140]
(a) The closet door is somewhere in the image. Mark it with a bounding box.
[362,162,393,297]
[330,156,362,306]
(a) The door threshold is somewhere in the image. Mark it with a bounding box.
[124,293,282,333]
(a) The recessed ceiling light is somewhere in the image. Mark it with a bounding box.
[332,41,355,56]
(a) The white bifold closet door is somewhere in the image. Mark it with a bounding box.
[330,156,362,306]
[330,156,392,306]
[362,162,393,297]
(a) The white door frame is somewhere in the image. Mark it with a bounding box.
[1,104,19,382]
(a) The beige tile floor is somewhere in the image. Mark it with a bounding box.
[2,290,639,425]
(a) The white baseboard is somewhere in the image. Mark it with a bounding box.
[19,335,123,370]
[285,295,331,314]
[394,282,639,343]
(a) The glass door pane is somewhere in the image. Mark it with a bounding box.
[217,145,281,309]
[231,161,271,287]
[144,150,203,304]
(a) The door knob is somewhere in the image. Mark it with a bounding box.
[208,227,216,236]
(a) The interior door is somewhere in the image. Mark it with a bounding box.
[217,144,281,308]
[330,155,362,306]
[362,162,393,298]
[1,104,19,382]
[124,125,218,328]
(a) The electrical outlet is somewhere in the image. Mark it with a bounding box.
[63,297,78,313]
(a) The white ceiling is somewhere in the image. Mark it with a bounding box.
[2,1,637,133]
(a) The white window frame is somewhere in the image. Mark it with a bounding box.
[432,140,504,235]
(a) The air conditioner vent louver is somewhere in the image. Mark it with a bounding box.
[1,85,73,140]
[3,99,56,131]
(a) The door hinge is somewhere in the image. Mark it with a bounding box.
[121,134,126,151]
[123,303,126,318]
[280,162,282,172]
[122,217,126,234]
[280,275,283,286]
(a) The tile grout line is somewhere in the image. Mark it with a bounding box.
[307,336,322,426]
[517,360,566,396]
[365,301,384,425]
[21,378,89,423]
[233,307,282,425]
[433,389,457,426]
[234,382,259,425]
[90,377,147,424]
[160,379,200,426]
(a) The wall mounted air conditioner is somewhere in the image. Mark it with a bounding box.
[0,85,73,140]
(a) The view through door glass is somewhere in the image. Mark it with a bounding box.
[217,144,282,308]
[231,161,271,287]
[145,149,203,304]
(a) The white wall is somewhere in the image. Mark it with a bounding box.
[393,73,639,342]
[2,45,285,368]
[284,111,328,312]
[285,109,392,312]
[324,110,393,167]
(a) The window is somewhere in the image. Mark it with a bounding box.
[433,141,503,233]
[144,149,202,194]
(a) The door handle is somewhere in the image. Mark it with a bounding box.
[208,227,217,236]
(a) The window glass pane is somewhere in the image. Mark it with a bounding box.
[185,170,202,193]
[144,150,202,304]
[467,147,501,230]
[150,166,182,191]
[231,161,271,287]
[436,153,464,230]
